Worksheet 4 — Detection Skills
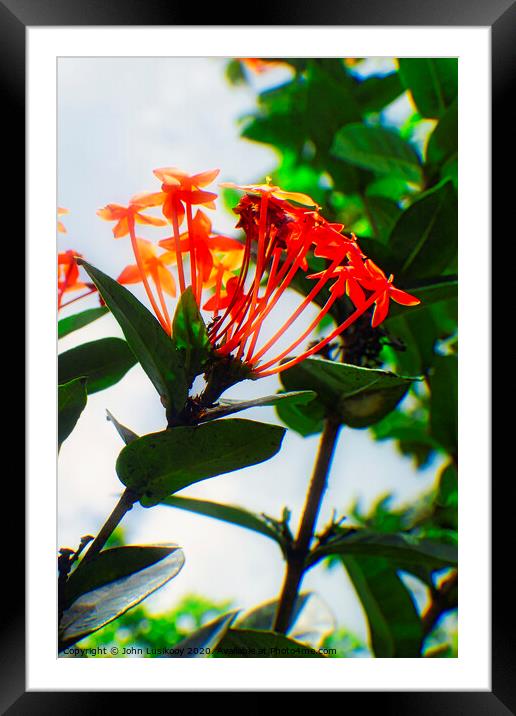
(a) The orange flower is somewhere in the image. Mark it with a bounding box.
[57,207,69,234]
[58,250,97,310]
[358,259,421,328]
[97,198,166,239]
[239,58,286,74]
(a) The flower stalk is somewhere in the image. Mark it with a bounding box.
[273,416,342,633]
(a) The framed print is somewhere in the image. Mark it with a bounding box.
[5,0,506,709]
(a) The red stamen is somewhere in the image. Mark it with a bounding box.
[128,217,169,331]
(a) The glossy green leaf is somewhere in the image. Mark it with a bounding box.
[332,124,422,184]
[426,98,458,166]
[341,556,423,657]
[280,357,416,428]
[79,260,187,419]
[172,287,212,387]
[197,390,316,422]
[116,419,286,507]
[308,528,457,570]
[58,377,87,449]
[169,611,239,657]
[59,545,184,649]
[388,181,457,280]
[434,463,458,530]
[58,306,109,338]
[398,58,458,119]
[162,495,283,545]
[58,337,136,394]
[212,629,324,658]
[429,354,458,455]
[65,545,182,608]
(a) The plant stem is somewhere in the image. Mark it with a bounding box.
[273,416,341,633]
[80,488,138,565]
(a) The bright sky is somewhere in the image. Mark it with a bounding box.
[58,57,440,644]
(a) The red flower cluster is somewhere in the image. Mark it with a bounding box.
[96,169,420,376]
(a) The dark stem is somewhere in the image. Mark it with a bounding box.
[273,416,341,633]
[79,488,138,565]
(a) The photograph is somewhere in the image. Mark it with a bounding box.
[57,55,459,660]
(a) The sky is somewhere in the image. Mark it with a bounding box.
[58,57,440,645]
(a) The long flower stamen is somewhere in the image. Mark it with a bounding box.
[186,203,198,300]
[256,287,387,376]
[128,217,169,331]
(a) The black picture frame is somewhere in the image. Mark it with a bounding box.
[8,0,506,710]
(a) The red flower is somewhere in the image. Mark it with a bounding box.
[58,250,97,310]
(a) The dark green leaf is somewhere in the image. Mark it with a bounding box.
[280,357,416,428]
[354,72,404,114]
[198,390,316,422]
[429,355,458,455]
[79,260,187,419]
[58,377,87,449]
[341,556,423,657]
[162,495,283,545]
[364,196,402,243]
[426,98,458,166]
[65,545,182,608]
[172,287,212,387]
[309,529,457,570]
[58,306,109,338]
[398,59,458,119]
[58,337,136,394]
[59,545,184,648]
[169,611,239,657]
[116,419,286,507]
[305,60,362,150]
[213,629,324,658]
[332,124,422,184]
[388,181,457,280]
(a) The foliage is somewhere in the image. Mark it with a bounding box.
[57,57,458,659]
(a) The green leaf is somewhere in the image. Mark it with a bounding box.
[197,390,316,422]
[65,545,181,608]
[275,392,326,436]
[434,463,458,530]
[172,287,212,388]
[364,196,402,243]
[309,529,457,570]
[58,306,109,338]
[212,629,324,658]
[426,98,458,166]
[305,60,362,150]
[116,419,286,507]
[58,377,87,449]
[354,72,404,114]
[236,592,334,648]
[398,59,458,119]
[59,545,184,649]
[169,611,239,657]
[280,357,416,428]
[332,124,422,184]
[106,409,139,445]
[388,181,457,281]
[162,495,284,546]
[429,355,458,455]
[58,337,136,394]
[79,260,188,419]
[341,556,423,657]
